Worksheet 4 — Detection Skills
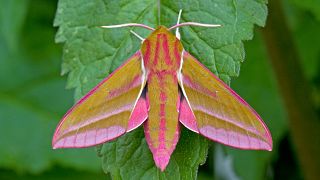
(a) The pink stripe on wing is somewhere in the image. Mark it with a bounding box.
[127,96,148,132]
[60,103,132,136]
[183,75,217,98]
[191,104,262,136]
[199,126,271,150]
[183,51,273,147]
[107,74,141,99]
[179,97,199,133]
[53,52,142,148]
[53,126,125,149]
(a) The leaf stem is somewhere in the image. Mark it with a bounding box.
[157,0,161,25]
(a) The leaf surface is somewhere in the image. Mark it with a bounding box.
[55,0,268,178]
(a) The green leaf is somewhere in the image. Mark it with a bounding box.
[0,0,101,173]
[97,127,207,179]
[55,0,267,178]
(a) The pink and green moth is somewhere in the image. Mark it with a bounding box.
[52,10,272,171]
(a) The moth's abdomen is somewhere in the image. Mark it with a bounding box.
[144,72,180,171]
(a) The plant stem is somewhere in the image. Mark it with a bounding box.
[261,1,320,180]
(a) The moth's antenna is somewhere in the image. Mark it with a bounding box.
[175,9,183,40]
[101,23,155,31]
[169,22,221,30]
[130,30,145,42]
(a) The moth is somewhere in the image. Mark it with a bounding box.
[52,10,272,171]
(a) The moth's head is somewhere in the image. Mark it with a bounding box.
[144,25,177,41]
[141,25,183,56]
[154,25,172,33]
[140,25,184,71]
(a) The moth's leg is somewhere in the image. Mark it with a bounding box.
[175,9,183,40]
[130,30,145,43]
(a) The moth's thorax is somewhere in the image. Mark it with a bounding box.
[141,26,183,72]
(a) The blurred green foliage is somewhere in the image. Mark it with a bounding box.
[0,0,104,178]
[0,0,319,179]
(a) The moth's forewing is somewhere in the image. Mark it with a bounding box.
[178,51,272,151]
[52,52,147,149]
